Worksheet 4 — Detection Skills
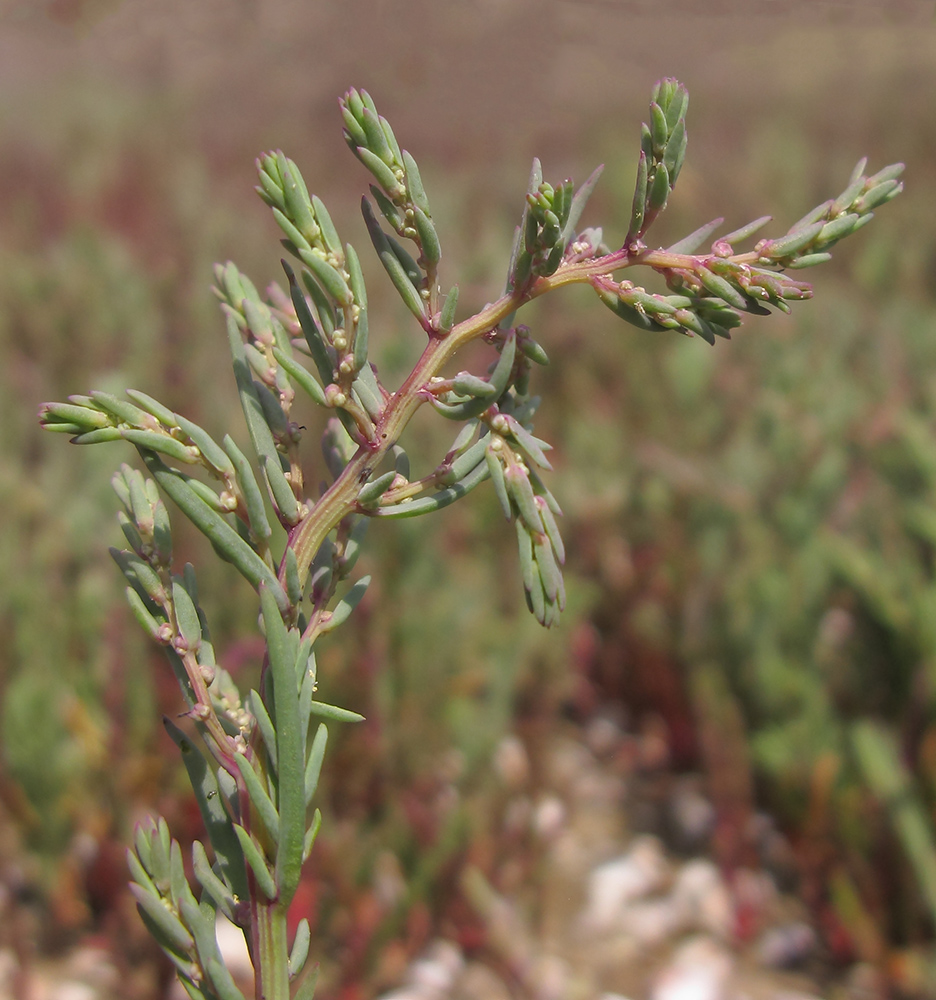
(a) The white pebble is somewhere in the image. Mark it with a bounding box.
[757,922,817,968]
[48,985,97,1000]
[530,954,569,1000]
[583,835,668,930]
[585,716,624,757]
[618,896,683,945]
[671,859,733,938]
[0,949,16,991]
[63,946,117,990]
[533,795,566,840]
[650,936,734,1000]
[373,849,407,909]
[407,939,464,998]
[494,735,530,789]
[669,779,716,845]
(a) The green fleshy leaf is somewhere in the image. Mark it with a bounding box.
[192,840,237,923]
[262,454,300,526]
[438,285,459,333]
[361,198,427,321]
[141,450,287,611]
[765,220,825,259]
[485,447,512,520]
[125,389,178,427]
[374,457,489,518]
[128,882,194,956]
[233,753,279,844]
[302,809,322,863]
[647,162,670,214]
[369,183,404,231]
[696,266,748,311]
[304,723,328,806]
[228,318,286,475]
[222,435,272,543]
[289,918,312,979]
[164,720,249,903]
[413,205,441,266]
[312,195,344,260]
[505,464,544,534]
[124,586,167,642]
[359,106,394,165]
[649,101,668,155]
[627,151,648,243]
[110,547,166,604]
[297,248,353,307]
[308,700,365,723]
[356,145,404,200]
[171,579,202,652]
[283,261,335,384]
[89,390,151,426]
[664,116,687,183]
[260,584,304,903]
[205,958,249,1000]
[273,347,327,407]
[402,149,430,214]
[293,962,319,1000]
[721,216,771,245]
[321,576,371,632]
[356,471,397,508]
[248,689,278,772]
[787,252,834,269]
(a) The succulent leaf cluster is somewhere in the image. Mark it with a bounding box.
[625,77,689,247]
[341,87,444,330]
[38,79,902,997]
[506,158,604,294]
[589,83,904,346]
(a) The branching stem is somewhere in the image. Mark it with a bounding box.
[285,243,762,587]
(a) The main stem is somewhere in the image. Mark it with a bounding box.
[256,901,290,1000]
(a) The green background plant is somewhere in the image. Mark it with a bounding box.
[2,3,935,997]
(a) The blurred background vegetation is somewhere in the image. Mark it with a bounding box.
[1,0,935,996]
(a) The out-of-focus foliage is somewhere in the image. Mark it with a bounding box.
[0,88,263,904]
[1,33,934,994]
[530,109,936,968]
